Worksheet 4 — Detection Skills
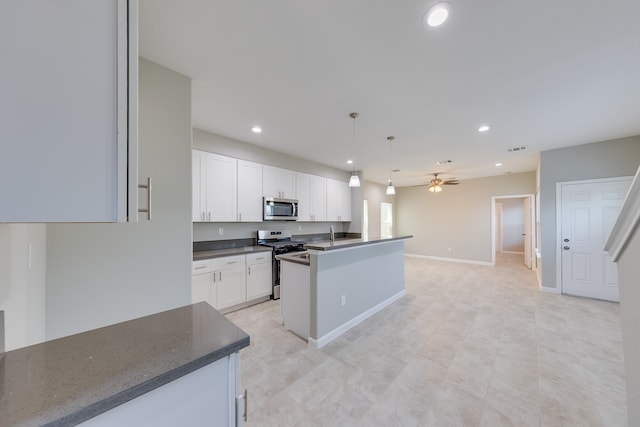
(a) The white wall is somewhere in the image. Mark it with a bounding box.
[397,172,536,264]
[363,180,396,238]
[45,58,193,340]
[192,128,353,241]
[0,224,46,350]
[539,135,640,290]
[496,198,525,252]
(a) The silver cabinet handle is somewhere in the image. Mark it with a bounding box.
[194,265,207,270]
[248,266,251,275]
[227,261,238,265]
[201,212,205,221]
[239,212,242,221]
[219,271,222,281]
[137,177,151,220]
[255,257,264,260]
[208,212,211,221]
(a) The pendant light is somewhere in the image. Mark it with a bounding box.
[348,112,361,187]
[386,136,396,195]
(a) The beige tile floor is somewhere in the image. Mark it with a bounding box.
[226,254,627,426]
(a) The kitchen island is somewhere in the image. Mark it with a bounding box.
[0,302,249,427]
[277,235,412,348]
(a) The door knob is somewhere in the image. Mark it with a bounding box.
[563,246,570,250]
[563,238,569,242]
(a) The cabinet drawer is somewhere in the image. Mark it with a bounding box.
[192,260,213,275]
[246,252,271,265]
[211,255,245,270]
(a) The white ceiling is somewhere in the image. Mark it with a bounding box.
[139,0,640,187]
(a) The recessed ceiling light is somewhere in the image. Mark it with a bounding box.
[251,126,262,133]
[423,2,451,28]
[478,125,491,132]
[495,162,503,167]
[347,159,353,165]
[436,160,452,165]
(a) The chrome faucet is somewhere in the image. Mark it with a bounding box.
[329,226,335,243]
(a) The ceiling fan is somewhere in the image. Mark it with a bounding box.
[427,173,459,193]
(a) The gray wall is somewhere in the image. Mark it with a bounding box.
[397,172,536,263]
[0,224,46,350]
[363,180,396,238]
[192,128,353,242]
[539,136,640,289]
[45,58,193,339]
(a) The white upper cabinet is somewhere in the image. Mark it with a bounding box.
[0,0,138,222]
[192,150,207,222]
[296,173,327,221]
[326,178,351,222]
[263,166,296,199]
[237,160,263,222]
[205,153,237,222]
[192,151,263,222]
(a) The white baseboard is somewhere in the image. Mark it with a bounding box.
[540,286,561,295]
[404,253,493,266]
[501,251,525,255]
[308,290,407,349]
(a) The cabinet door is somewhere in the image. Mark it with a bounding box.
[192,150,207,221]
[339,181,352,221]
[206,153,237,222]
[0,0,136,223]
[310,175,327,221]
[216,266,246,310]
[237,160,263,222]
[295,173,311,221]
[326,179,351,222]
[246,261,272,300]
[263,166,296,199]
[326,178,340,221]
[192,273,213,306]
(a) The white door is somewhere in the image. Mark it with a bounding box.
[560,178,631,301]
[523,196,533,269]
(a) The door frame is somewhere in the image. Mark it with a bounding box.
[491,194,535,267]
[555,176,633,293]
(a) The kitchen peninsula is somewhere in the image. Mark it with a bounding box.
[0,303,249,427]
[277,235,412,348]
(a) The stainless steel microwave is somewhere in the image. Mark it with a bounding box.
[263,197,298,221]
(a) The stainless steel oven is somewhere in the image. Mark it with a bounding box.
[263,197,298,221]
[257,230,305,299]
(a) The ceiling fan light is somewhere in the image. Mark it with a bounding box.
[435,185,442,192]
[429,186,435,193]
[386,181,396,195]
[349,173,361,188]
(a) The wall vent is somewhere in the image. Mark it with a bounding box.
[507,146,527,152]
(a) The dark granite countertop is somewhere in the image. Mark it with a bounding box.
[0,302,250,427]
[193,245,272,261]
[304,235,413,251]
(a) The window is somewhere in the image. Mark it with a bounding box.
[381,202,393,238]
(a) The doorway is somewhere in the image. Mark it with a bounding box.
[492,194,535,268]
[556,177,632,302]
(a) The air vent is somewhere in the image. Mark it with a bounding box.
[507,146,527,152]
[436,160,452,165]
[392,169,400,173]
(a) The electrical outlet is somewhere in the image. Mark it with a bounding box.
[218,227,224,236]
[340,295,346,306]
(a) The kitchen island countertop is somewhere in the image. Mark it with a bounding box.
[193,245,271,261]
[304,235,413,251]
[0,302,249,427]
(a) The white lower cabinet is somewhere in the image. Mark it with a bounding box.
[79,353,244,427]
[246,253,272,300]
[192,253,272,311]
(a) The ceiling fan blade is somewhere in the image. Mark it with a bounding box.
[443,181,459,185]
